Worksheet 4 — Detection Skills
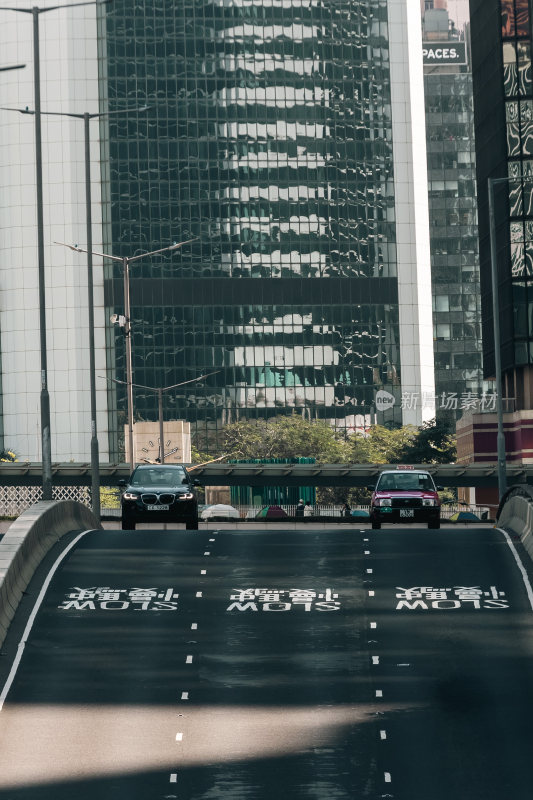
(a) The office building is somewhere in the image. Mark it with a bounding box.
[1,0,435,461]
[422,0,485,421]
[457,0,533,505]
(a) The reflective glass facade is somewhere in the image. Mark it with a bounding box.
[471,0,533,388]
[100,1,419,456]
[423,3,485,419]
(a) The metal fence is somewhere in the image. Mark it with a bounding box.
[0,486,491,522]
[232,504,491,520]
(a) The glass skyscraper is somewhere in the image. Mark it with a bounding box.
[422,0,485,421]
[470,0,533,408]
[1,0,434,461]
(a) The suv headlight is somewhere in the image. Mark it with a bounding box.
[178,492,194,500]
[122,491,140,500]
[422,498,436,506]
[378,498,392,507]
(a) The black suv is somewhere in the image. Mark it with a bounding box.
[119,464,200,530]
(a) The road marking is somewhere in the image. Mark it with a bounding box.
[181,692,189,700]
[369,590,375,596]
[366,568,373,574]
[0,529,92,712]
[209,538,215,542]
[372,656,380,665]
[170,773,178,783]
[201,570,207,575]
[376,689,383,697]
[380,730,387,740]
[384,772,392,783]
[186,655,193,664]
[176,732,183,742]
[370,622,377,628]
[365,550,370,555]
[204,551,210,556]
[191,623,198,630]
[196,591,203,598]
[498,528,533,610]
[364,538,369,542]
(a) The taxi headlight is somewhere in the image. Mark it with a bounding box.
[422,498,436,506]
[122,491,140,500]
[378,498,392,507]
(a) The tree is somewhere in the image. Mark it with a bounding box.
[400,418,456,464]
[221,414,350,463]
[348,425,418,464]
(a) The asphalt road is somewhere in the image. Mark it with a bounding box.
[0,525,532,799]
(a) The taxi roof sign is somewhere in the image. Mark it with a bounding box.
[396,465,414,470]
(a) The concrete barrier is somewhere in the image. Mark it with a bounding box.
[0,500,101,648]
[497,485,533,562]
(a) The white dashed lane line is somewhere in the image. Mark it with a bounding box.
[364,536,394,796]
[169,533,215,787]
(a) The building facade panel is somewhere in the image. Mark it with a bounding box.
[0,2,110,462]
[102,0,434,456]
[1,0,435,461]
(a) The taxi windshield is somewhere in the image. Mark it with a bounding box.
[377,472,435,492]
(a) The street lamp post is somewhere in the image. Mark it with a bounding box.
[7,107,148,521]
[58,239,196,470]
[108,374,219,464]
[0,0,111,500]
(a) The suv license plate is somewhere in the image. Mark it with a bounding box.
[399,509,414,518]
[146,504,169,511]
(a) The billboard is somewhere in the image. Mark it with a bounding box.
[423,41,467,66]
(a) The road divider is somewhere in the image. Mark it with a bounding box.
[0,500,101,647]
[497,485,533,562]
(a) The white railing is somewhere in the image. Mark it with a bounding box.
[0,485,91,517]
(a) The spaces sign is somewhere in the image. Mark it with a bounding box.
[423,41,467,65]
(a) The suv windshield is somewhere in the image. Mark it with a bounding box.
[377,472,435,492]
[130,466,188,487]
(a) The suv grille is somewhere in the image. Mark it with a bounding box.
[141,493,176,505]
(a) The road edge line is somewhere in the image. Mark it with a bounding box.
[0,529,93,711]
[497,527,533,611]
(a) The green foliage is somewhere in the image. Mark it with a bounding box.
[348,425,418,464]
[191,443,214,465]
[400,418,457,464]
[100,486,121,509]
[221,414,350,463]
